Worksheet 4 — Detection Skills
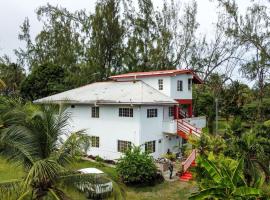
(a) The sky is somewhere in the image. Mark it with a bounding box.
[0,0,251,83]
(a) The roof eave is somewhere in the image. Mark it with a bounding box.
[34,100,178,106]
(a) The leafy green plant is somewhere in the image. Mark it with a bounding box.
[95,155,104,163]
[190,156,263,200]
[230,117,243,137]
[116,146,163,186]
[163,153,176,161]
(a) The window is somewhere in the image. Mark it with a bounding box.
[169,106,174,117]
[177,80,183,91]
[158,79,163,90]
[117,140,132,152]
[92,107,99,118]
[91,136,100,148]
[188,79,192,91]
[147,109,158,118]
[145,141,156,153]
[119,108,133,117]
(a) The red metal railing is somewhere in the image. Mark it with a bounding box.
[177,119,201,138]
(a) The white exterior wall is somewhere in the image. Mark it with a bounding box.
[116,74,193,100]
[184,116,207,129]
[67,105,140,160]
[139,106,181,158]
[66,104,181,160]
[170,74,193,99]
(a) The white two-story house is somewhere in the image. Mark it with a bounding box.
[35,69,206,160]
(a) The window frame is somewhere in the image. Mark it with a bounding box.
[145,141,156,153]
[91,107,99,118]
[158,79,163,90]
[169,106,174,117]
[91,136,100,148]
[177,80,183,91]
[119,108,133,117]
[117,140,132,153]
[188,79,192,91]
[147,108,158,118]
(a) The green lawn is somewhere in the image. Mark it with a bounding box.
[0,158,196,200]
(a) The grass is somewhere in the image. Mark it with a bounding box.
[0,157,196,200]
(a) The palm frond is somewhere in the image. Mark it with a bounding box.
[48,188,71,200]
[51,130,91,167]
[25,159,64,187]
[0,179,25,200]
[0,125,37,167]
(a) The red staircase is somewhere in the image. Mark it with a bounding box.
[177,120,201,181]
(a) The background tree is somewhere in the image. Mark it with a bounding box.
[217,0,270,120]
[20,64,65,100]
[87,0,125,80]
[190,17,243,82]
[0,57,25,96]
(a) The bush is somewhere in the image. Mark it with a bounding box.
[230,117,243,136]
[163,153,176,161]
[116,146,163,186]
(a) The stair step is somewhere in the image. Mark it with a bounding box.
[191,163,197,167]
[181,174,192,178]
[179,178,190,182]
[179,176,192,181]
[179,171,193,182]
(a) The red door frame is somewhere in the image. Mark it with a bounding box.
[174,99,193,118]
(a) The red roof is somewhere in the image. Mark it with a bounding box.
[110,69,203,84]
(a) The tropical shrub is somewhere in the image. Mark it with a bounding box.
[116,146,163,186]
[190,156,263,200]
[230,117,243,137]
[163,152,176,161]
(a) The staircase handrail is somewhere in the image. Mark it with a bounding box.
[181,119,202,133]
[182,149,196,172]
[177,119,201,137]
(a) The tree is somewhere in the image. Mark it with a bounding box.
[0,99,112,199]
[16,7,83,72]
[0,57,25,95]
[190,156,262,200]
[221,81,253,120]
[190,16,243,82]
[217,0,270,120]
[87,0,125,81]
[123,0,199,71]
[20,63,66,100]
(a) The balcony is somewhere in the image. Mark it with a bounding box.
[184,116,206,129]
[162,120,177,134]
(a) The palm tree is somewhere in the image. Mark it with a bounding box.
[0,98,113,199]
[189,156,262,200]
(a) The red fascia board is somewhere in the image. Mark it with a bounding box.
[176,99,192,104]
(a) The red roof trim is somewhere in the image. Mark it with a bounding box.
[110,69,203,84]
